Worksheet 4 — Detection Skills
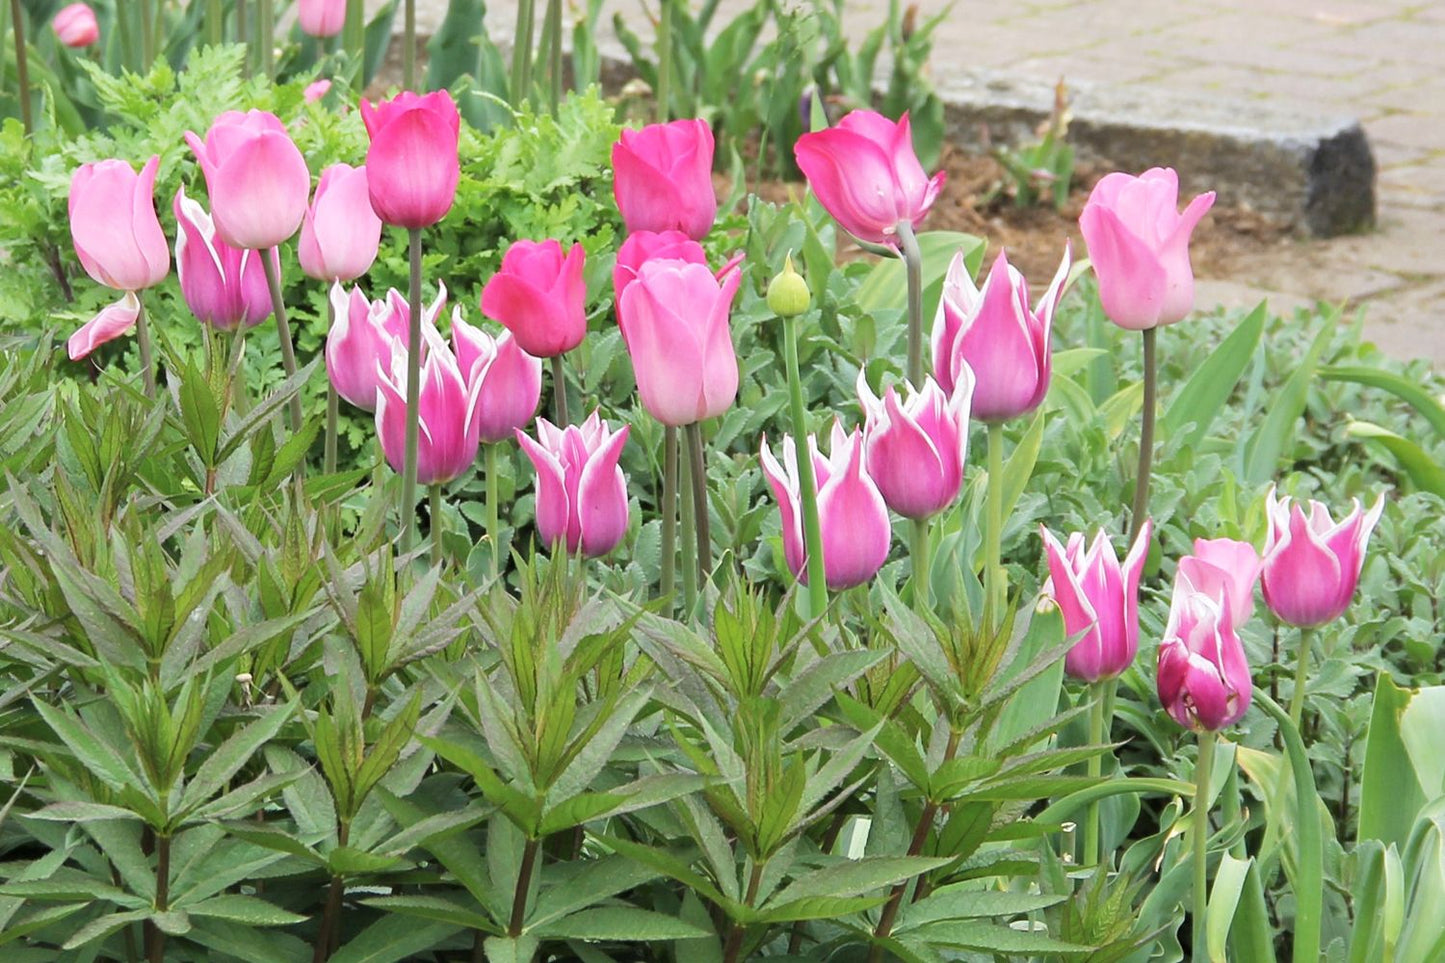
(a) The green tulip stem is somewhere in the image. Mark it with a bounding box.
[782,315,827,618]
[134,292,156,400]
[544,0,562,114]
[207,0,223,45]
[985,420,1005,625]
[139,0,155,69]
[9,0,30,135]
[343,0,363,67]
[1191,728,1217,963]
[324,293,339,476]
[261,250,303,434]
[660,425,678,607]
[680,434,697,618]
[486,443,501,580]
[549,354,569,425]
[509,0,535,106]
[910,518,930,611]
[258,0,275,78]
[399,228,424,554]
[430,484,443,566]
[685,421,711,584]
[1289,626,1314,732]
[1083,679,1113,867]
[656,0,672,121]
[403,0,415,89]
[895,220,925,388]
[235,0,248,76]
[1130,327,1158,546]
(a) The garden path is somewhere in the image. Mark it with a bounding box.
[386,0,1445,366]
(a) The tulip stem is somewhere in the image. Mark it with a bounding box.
[139,0,155,69]
[984,421,1004,625]
[1083,682,1106,867]
[549,354,569,425]
[1191,729,1217,963]
[544,0,562,114]
[486,443,501,580]
[257,0,274,78]
[910,518,930,611]
[782,315,828,618]
[400,227,425,555]
[430,484,443,566]
[680,435,697,619]
[135,292,156,400]
[403,0,415,89]
[510,0,535,106]
[9,0,30,136]
[685,421,711,585]
[1129,328,1157,546]
[343,0,363,69]
[235,0,248,76]
[207,0,222,46]
[656,0,672,121]
[895,219,924,389]
[1289,626,1313,733]
[261,250,303,435]
[660,426,678,608]
[325,291,339,476]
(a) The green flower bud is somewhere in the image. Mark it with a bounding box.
[767,254,811,319]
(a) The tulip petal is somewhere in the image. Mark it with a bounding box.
[68,291,140,360]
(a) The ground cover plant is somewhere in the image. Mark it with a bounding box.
[2,3,1445,963]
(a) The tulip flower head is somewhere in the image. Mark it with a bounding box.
[516,412,631,558]
[1157,559,1254,732]
[613,230,707,311]
[325,284,406,411]
[299,164,384,283]
[612,119,718,240]
[361,91,461,229]
[1181,537,1261,625]
[185,110,311,251]
[304,79,333,104]
[856,370,973,520]
[1079,167,1215,330]
[174,185,278,331]
[618,260,741,427]
[66,156,170,360]
[760,422,892,591]
[793,110,946,247]
[449,307,544,444]
[1261,487,1385,628]
[1042,519,1152,683]
[52,3,99,47]
[297,0,345,37]
[480,239,588,359]
[932,245,1070,420]
[375,316,483,486]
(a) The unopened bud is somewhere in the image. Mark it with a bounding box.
[767,254,811,318]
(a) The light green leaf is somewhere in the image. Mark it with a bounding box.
[1206,854,1252,962]
[1346,421,1445,496]
[1162,302,1265,447]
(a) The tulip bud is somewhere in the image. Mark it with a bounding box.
[297,0,345,37]
[767,255,811,318]
[1041,520,1151,683]
[304,79,333,104]
[516,412,631,558]
[298,163,384,283]
[375,322,484,486]
[69,155,169,294]
[52,3,99,47]
[361,91,461,229]
[611,119,718,240]
[1261,486,1384,628]
[480,239,588,359]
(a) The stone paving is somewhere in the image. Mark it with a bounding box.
[387,0,1445,365]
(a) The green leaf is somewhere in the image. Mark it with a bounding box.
[1346,421,1445,496]
[899,887,1067,929]
[1242,317,1331,484]
[328,915,463,963]
[62,909,150,950]
[1321,364,1445,439]
[483,934,541,963]
[1162,302,1265,447]
[1207,854,1252,962]
[185,894,307,926]
[360,895,498,933]
[180,702,295,816]
[1254,693,1322,963]
[1359,673,1445,849]
[531,906,708,940]
[998,409,1045,523]
[769,856,952,908]
[29,801,141,823]
[907,919,1092,954]
[32,700,140,789]
[854,231,985,318]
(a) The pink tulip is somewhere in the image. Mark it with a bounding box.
[186,111,311,251]
[856,371,972,520]
[1041,520,1152,683]
[361,91,460,229]
[1261,487,1385,628]
[1157,559,1253,732]
[760,422,892,590]
[69,156,169,294]
[52,3,98,47]
[304,79,333,104]
[325,281,446,411]
[375,320,483,486]
[618,260,741,427]
[480,239,588,358]
[68,292,140,362]
[450,307,543,443]
[1179,537,1261,625]
[174,185,277,331]
[298,163,384,282]
[793,110,945,247]
[1079,168,1215,330]
[932,245,1070,420]
[515,412,630,558]
[613,230,707,310]
[612,119,717,240]
[297,0,345,37]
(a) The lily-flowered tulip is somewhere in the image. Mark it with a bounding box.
[66,156,170,359]
[297,0,345,36]
[856,371,973,520]
[1157,558,1253,732]
[361,90,460,229]
[186,110,311,251]
[1179,537,1261,625]
[1262,487,1385,627]
[612,119,717,240]
[304,79,332,104]
[793,110,945,247]
[52,3,98,47]
[1041,520,1152,682]
[760,423,892,590]
[613,230,706,309]
[516,412,630,558]
[1079,168,1215,330]
[325,282,446,411]
[299,164,384,283]
[618,260,741,427]
[480,239,588,358]
[375,320,482,486]
[932,246,1070,420]
[174,185,277,330]
[450,307,543,443]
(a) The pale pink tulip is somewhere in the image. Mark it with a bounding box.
[67,292,139,361]
[186,111,311,250]
[298,163,384,283]
[450,307,543,443]
[69,155,169,293]
[613,230,707,310]
[304,79,333,104]
[52,3,98,47]
[297,0,345,37]
[1179,537,1260,625]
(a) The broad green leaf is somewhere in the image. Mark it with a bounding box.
[1206,854,1252,962]
[531,906,708,940]
[529,856,660,929]
[328,915,463,963]
[32,701,140,789]
[1359,673,1436,850]
[186,894,306,926]
[187,919,312,963]
[1321,364,1445,438]
[360,895,498,933]
[999,410,1045,524]
[907,919,1091,954]
[180,702,295,815]
[61,909,150,950]
[898,887,1067,930]
[1346,421,1445,496]
[768,856,952,908]
[1242,318,1331,484]
[1162,302,1265,447]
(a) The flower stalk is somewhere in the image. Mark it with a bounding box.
[510,0,535,105]
[486,444,501,579]
[135,293,157,399]
[685,421,711,585]
[1191,729,1217,963]
[1289,626,1313,732]
[896,219,924,388]
[660,426,678,605]
[261,250,303,434]
[9,0,31,135]
[403,0,415,89]
[550,354,569,425]
[985,421,1005,622]
[1130,327,1158,546]
[782,311,827,617]
[430,484,444,566]
[399,228,425,553]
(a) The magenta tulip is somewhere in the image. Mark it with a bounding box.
[297,0,345,36]
[932,245,1070,420]
[298,164,384,283]
[1178,537,1261,625]
[325,284,402,411]
[856,371,972,520]
[480,239,588,358]
[613,230,707,310]
[174,185,278,331]
[52,3,98,47]
[185,111,311,251]
[304,79,333,104]
[515,412,630,558]
[376,321,483,486]
[793,110,945,247]
[1041,520,1152,683]
[760,422,892,590]
[618,260,741,427]
[1157,557,1253,732]
[450,307,543,443]
[612,119,717,240]
[361,91,460,229]
[1262,487,1385,628]
[1079,168,1215,330]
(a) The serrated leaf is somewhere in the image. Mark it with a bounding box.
[328,915,464,963]
[186,893,307,926]
[531,906,708,940]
